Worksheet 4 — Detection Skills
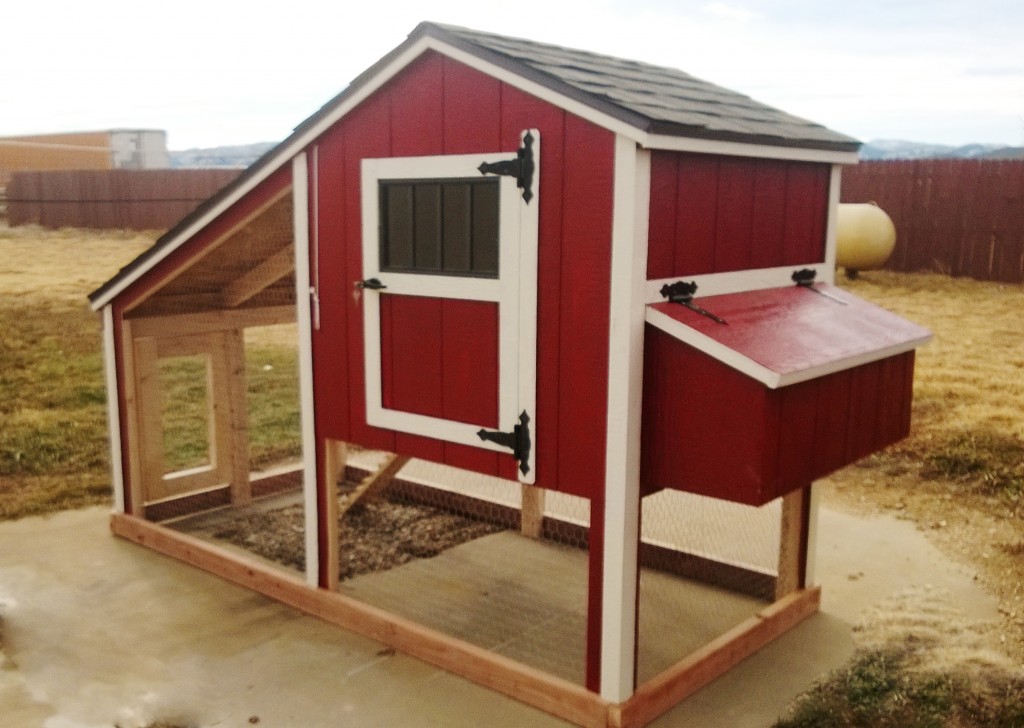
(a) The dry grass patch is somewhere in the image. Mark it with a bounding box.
[0,225,301,520]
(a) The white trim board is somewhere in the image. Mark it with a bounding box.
[292,153,320,587]
[600,137,650,701]
[645,305,931,389]
[645,263,832,303]
[91,34,858,311]
[102,305,125,513]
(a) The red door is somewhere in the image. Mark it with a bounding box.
[360,131,539,480]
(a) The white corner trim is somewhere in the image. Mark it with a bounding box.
[640,134,861,164]
[102,305,125,513]
[645,263,831,303]
[600,136,650,702]
[292,153,320,587]
[822,165,842,284]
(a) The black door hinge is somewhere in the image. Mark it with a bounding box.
[660,280,728,325]
[478,131,535,204]
[792,268,847,305]
[477,410,532,476]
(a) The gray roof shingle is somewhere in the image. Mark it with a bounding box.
[421,23,859,152]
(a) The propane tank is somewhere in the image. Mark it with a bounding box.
[835,202,896,278]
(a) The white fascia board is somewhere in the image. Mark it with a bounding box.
[102,305,125,513]
[645,305,932,389]
[640,134,861,164]
[645,263,832,303]
[292,153,320,588]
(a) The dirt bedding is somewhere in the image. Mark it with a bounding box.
[207,497,504,580]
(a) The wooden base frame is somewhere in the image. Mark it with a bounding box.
[110,513,820,728]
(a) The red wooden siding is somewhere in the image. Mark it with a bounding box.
[646,152,831,279]
[309,51,615,497]
[640,326,915,505]
[379,295,499,428]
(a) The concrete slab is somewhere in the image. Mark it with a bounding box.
[0,505,998,728]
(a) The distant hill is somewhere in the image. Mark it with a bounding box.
[861,139,1024,160]
[170,142,277,168]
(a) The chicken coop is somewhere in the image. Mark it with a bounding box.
[90,22,931,727]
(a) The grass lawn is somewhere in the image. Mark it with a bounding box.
[0,224,301,519]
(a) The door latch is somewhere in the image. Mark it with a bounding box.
[356,277,387,291]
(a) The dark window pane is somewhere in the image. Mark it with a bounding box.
[471,182,499,276]
[383,184,414,269]
[380,178,499,278]
[414,184,441,271]
[442,183,472,273]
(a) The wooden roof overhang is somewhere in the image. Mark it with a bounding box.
[122,192,296,322]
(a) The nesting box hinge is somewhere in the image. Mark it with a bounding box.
[660,280,728,325]
[478,131,535,204]
[477,410,532,476]
[791,269,847,305]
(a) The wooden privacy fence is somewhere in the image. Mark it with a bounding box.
[6,169,242,231]
[841,159,1024,283]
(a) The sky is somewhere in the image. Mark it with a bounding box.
[2,0,1022,150]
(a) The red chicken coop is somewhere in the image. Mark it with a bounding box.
[91,21,930,727]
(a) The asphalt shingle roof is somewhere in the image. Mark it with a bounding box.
[422,23,859,152]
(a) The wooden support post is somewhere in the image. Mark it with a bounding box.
[132,336,164,504]
[520,483,545,538]
[776,485,811,600]
[337,453,410,518]
[120,320,145,516]
[223,329,251,506]
[320,439,345,591]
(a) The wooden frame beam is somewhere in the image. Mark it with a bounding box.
[127,305,295,339]
[337,452,410,518]
[223,246,296,308]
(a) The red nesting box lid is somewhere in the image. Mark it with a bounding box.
[646,283,932,389]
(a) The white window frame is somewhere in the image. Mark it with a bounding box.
[360,131,539,482]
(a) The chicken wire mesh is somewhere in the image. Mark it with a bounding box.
[338,450,593,684]
[637,489,783,682]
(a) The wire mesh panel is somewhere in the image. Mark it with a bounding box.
[339,451,593,685]
[637,490,782,682]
